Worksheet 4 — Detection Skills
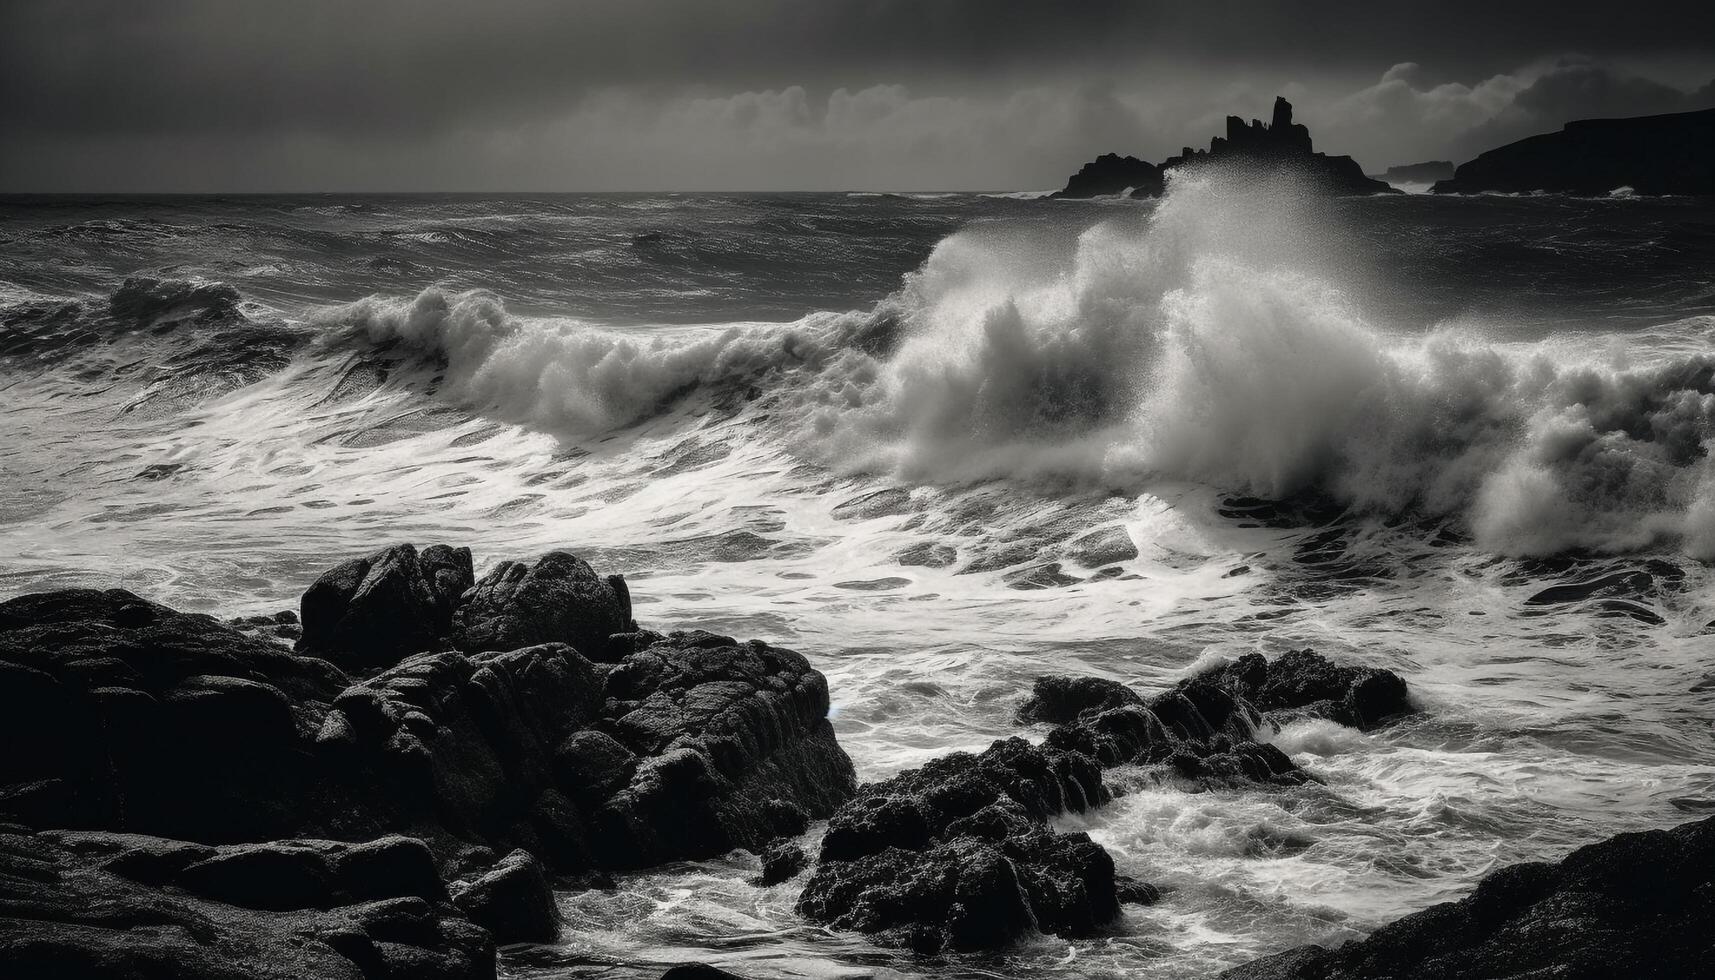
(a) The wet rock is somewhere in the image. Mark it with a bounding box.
[451,551,633,661]
[0,588,346,838]
[450,848,559,943]
[1115,875,1162,905]
[1220,815,1715,980]
[593,630,855,868]
[298,543,474,670]
[0,828,493,980]
[799,737,1109,949]
[756,840,808,885]
[1196,649,1413,729]
[1017,675,1142,725]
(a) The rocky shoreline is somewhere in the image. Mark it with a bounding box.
[1,545,1708,978]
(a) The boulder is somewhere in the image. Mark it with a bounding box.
[756,840,808,886]
[592,630,855,868]
[298,543,474,670]
[1221,815,1715,980]
[799,737,1110,950]
[0,588,347,839]
[1196,649,1413,729]
[0,829,494,980]
[451,551,632,661]
[451,849,559,943]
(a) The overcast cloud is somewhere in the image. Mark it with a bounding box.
[2,0,1712,190]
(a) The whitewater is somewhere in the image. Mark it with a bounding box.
[2,174,1713,978]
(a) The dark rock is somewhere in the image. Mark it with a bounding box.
[451,848,559,943]
[1433,107,1715,196]
[1115,874,1162,905]
[1050,153,1164,199]
[1056,96,1398,200]
[0,588,346,838]
[451,551,632,661]
[298,543,474,670]
[756,840,808,885]
[800,737,1109,949]
[660,966,748,980]
[1196,649,1413,729]
[0,828,493,980]
[593,631,856,868]
[1220,815,1715,980]
[1017,675,1142,725]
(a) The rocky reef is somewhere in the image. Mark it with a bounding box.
[1221,813,1715,979]
[1432,107,1715,196]
[0,546,854,977]
[1053,97,1398,199]
[795,650,1414,952]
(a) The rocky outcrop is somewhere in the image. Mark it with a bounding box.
[1048,153,1164,199]
[1054,97,1398,199]
[451,551,633,662]
[0,546,855,977]
[798,650,1411,951]
[0,828,494,980]
[1221,814,1715,980]
[797,738,1112,953]
[298,543,474,670]
[1432,107,1715,196]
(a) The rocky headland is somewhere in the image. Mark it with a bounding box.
[1432,106,1715,196]
[1052,97,1398,199]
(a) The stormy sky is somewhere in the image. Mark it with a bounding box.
[3,0,1713,191]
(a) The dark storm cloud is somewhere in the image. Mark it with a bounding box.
[2,0,1712,189]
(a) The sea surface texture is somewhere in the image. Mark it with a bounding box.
[3,176,1714,978]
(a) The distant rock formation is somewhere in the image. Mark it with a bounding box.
[1053,97,1398,199]
[1374,160,1454,185]
[1049,153,1163,199]
[1432,107,1715,196]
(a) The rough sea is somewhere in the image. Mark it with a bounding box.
[3,174,1714,979]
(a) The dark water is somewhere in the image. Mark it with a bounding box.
[3,177,1714,978]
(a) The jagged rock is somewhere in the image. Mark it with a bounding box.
[0,568,854,882]
[1220,815,1715,980]
[298,544,474,670]
[1196,649,1413,729]
[1056,96,1398,200]
[593,630,855,868]
[450,849,559,943]
[0,828,493,980]
[1115,875,1162,905]
[1050,153,1164,199]
[756,840,808,885]
[1016,675,1142,725]
[799,737,1109,950]
[451,551,632,661]
[1433,107,1715,196]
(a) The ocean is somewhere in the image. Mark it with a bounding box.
[3,175,1714,978]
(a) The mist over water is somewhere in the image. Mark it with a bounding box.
[3,178,1714,978]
